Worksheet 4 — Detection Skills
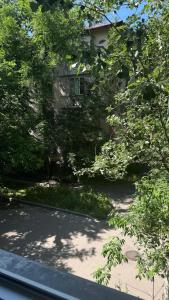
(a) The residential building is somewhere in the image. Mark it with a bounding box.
[52,22,122,114]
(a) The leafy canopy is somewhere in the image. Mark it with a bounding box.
[85,0,169,288]
[0,0,84,173]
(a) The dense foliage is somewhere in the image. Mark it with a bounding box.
[0,0,43,172]
[82,3,169,179]
[94,175,169,284]
[0,0,109,178]
[0,0,79,174]
[82,0,169,296]
[1,0,169,294]
[0,183,112,219]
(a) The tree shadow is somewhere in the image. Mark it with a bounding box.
[91,182,135,204]
[0,205,111,273]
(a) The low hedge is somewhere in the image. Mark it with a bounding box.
[0,184,113,220]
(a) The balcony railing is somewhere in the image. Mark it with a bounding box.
[0,250,140,300]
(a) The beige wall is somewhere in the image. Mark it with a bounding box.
[53,26,111,114]
[53,76,71,114]
[89,28,109,48]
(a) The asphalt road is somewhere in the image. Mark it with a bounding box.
[0,199,164,300]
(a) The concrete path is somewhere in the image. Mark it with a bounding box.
[91,181,135,212]
[0,203,164,299]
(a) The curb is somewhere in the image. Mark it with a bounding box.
[15,199,96,220]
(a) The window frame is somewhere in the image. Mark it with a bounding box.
[69,76,88,96]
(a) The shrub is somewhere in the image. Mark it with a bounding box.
[0,184,112,219]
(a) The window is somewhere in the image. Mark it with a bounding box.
[70,77,87,96]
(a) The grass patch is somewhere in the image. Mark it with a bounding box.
[0,184,113,219]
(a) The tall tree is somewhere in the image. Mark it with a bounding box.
[0,0,84,175]
[79,0,169,297]
[0,0,44,173]
[34,0,73,10]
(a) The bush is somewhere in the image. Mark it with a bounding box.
[0,185,113,219]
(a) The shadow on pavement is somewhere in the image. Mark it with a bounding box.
[91,182,135,203]
[0,205,110,273]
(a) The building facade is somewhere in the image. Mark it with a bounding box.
[52,22,119,114]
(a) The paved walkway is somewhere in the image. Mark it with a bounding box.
[0,201,164,299]
[91,181,135,212]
